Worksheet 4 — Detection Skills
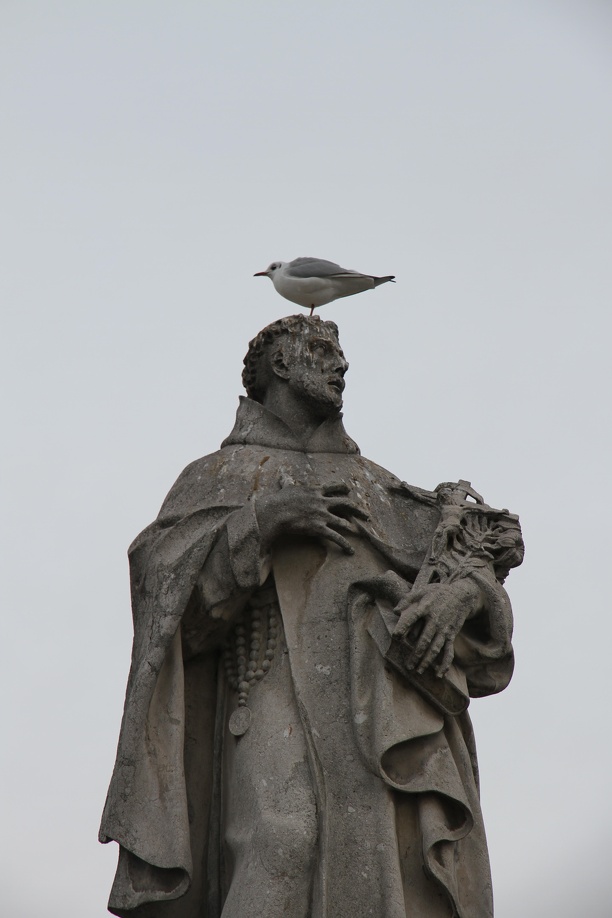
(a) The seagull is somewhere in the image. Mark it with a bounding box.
[254,257,395,315]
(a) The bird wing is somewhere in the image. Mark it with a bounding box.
[286,257,360,279]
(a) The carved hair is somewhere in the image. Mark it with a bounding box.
[242,314,340,403]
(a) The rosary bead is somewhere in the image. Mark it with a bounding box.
[224,597,280,729]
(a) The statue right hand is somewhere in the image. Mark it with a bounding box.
[254,485,369,555]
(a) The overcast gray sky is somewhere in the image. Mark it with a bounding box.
[2,2,611,916]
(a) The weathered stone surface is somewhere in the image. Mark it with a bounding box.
[100,314,524,917]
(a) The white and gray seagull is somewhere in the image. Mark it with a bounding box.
[254,257,395,315]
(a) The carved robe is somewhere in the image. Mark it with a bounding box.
[100,397,515,917]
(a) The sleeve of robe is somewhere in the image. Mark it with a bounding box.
[454,565,515,698]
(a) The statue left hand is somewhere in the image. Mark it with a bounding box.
[393,579,483,677]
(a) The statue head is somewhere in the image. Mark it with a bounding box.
[242,315,348,416]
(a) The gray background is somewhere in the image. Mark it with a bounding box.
[2,2,610,915]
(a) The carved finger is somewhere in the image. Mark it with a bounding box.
[327,499,370,521]
[416,631,446,674]
[393,603,423,637]
[393,587,427,616]
[327,532,355,555]
[326,515,360,535]
[312,523,354,555]
[321,482,351,497]
[408,617,437,668]
[435,639,455,677]
[325,511,357,528]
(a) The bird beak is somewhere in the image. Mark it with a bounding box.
[253,270,268,277]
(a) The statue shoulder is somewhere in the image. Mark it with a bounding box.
[157,444,265,519]
[351,456,438,505]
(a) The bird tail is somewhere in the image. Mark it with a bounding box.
[373,275,395,287]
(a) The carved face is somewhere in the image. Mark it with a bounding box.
[281,328,349,417]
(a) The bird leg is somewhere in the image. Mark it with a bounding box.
[310,305,314,316]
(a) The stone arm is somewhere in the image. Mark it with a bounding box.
[180,501,272,658]
[182,485,368,658]
[390,565,514,696]
[394,576,489,676]
[384,482,522,695]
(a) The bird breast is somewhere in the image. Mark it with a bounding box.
[272,272,336,308]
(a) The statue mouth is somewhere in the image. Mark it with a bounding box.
[328,377,345,393]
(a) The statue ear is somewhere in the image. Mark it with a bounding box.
[270,347,291,381]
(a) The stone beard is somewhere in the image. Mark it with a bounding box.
[100,315,523,918]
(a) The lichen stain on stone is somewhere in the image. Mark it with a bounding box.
[252,455,271,492]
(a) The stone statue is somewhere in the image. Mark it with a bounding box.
[100,315,524,918]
